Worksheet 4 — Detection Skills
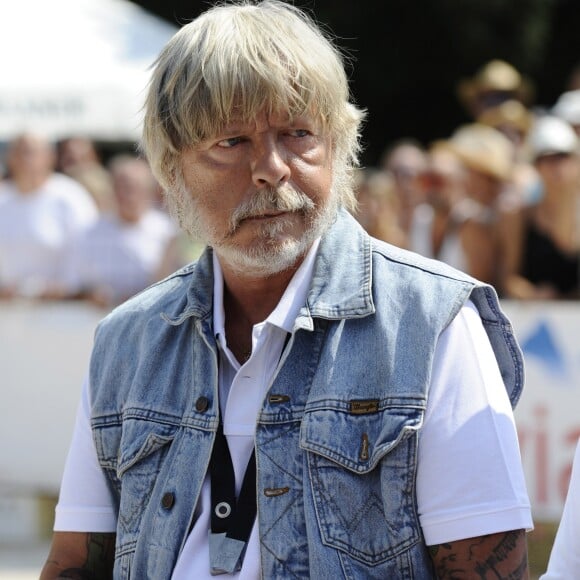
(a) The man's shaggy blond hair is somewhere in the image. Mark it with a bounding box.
[141,0,365,213]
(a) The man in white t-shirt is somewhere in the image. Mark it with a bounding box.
[41,3,532,578]
[0,133,98,298]
[62,155,176,307]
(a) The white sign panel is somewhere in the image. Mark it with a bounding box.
[503,301,580,522]
[0,86,145,142]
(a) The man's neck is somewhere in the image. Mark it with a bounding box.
[219,258,303,363]
[221,261,301,327]
[12,173,48,194]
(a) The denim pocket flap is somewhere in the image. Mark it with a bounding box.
[118,419,177,477]
[300,404,423,474]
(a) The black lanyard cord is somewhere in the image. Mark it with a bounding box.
[209,420,236,533]
[209,419,257,544]
[207,333,289,574]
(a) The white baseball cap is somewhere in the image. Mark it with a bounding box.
[527,115,578,159]
[552,90,580,126]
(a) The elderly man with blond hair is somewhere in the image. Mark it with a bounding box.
[42,2,532,578]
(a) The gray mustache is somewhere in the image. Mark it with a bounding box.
[230,185,315,230]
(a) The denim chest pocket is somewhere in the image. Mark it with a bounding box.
[300,404,423,566]
[115,418,178,536]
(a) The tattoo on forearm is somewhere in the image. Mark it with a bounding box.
[503,553,529,580]
[86,533,115,572]
[474,531,520,577]
[430,530,528,580]
[58,533,115,580]
[431,545,464,580]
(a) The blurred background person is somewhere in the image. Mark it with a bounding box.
[155,230,206,280]
[502,115,580,299]
[457,59,534,120]
[352,168,406,247]
[379,138,428,238]
[552,88,580,137]
[61,154,177,307]
[0,133,98,298]
[408,140,468,268]
[478,99,534,155]
[440,122,519,288]
[477,99,542,207]
[56,136,115,213]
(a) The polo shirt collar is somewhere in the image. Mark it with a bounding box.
[212,239,321,339]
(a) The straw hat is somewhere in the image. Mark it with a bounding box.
[443,123,514,180]
[458,60,534,110]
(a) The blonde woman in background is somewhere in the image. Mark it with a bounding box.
[352,168,406,247]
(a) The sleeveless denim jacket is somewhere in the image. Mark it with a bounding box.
[89,209,524,579]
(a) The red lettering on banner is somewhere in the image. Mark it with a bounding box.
[559,428,580,502]
[518,406,580,516]
[534,405,549,504]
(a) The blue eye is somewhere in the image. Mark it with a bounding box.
[217,136,243,148]
[290,129,310,138]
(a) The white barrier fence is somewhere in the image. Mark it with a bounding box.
[0,301,103,494]
[1,300,579,523]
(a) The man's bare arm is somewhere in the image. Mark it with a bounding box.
[40,532,115,580]
[428,529,529,579]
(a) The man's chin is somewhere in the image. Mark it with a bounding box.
[215,237,310,278]
[211,202,337,277]
[234,212,303,239]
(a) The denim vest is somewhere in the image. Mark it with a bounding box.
[89,209,524,579]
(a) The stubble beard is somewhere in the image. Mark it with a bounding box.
[174,182,339,278]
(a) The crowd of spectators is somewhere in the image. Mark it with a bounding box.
[1,58,579,307]
[354,59,580,300]
[0,134,191,308]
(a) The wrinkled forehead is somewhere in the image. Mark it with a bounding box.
[211,106,326,135]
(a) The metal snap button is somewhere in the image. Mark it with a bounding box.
[161,492,175,510]
[195,396,209,412]
[214,501,232,519]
